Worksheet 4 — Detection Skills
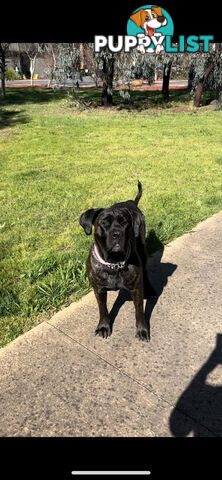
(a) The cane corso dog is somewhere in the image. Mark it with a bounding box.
[79,181,155,341]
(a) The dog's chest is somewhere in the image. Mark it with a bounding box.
[97,269,126,291]
[93,263,138,292]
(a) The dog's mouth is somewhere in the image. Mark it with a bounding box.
[145,25,155,36]
[112,243,121,252]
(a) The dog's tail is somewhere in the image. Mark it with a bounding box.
[134,181,142,205]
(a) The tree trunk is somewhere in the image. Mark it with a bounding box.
[102,83,113,106]
[154,55,158,81]
[29,54,37,86]
[193,62,214,107]
[48,46,56,87]
[30,59,34,86]
[162,61,172,101]
[101,56,115,107]
[1,75,6,97]
[0,48,6,97]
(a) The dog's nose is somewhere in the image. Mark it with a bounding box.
[112,231,121,240]
[158,15,165,23]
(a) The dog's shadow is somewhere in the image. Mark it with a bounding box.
[109,230,177,339]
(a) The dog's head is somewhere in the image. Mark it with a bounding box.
[79,205,142,261]
[130,6,167,34]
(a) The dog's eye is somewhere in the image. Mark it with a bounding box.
[117,216,127,226]
[100,219,110,228]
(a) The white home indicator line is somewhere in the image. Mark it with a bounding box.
[71,472,151,476]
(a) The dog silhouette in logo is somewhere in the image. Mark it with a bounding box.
[130,6,168,53]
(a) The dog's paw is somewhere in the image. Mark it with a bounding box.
[95,323,111,339]
[136,326,149,342]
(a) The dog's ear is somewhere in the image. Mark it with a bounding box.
[130,9,144,27]
[79,208,104,235]
[129,210,143,238]
[133,212,141,238]
[151,6,163,17]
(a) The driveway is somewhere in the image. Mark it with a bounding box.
[0,211,221,438]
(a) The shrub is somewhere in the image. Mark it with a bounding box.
[5,68,21,81]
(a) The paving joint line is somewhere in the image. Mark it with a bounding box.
[46,321,215,436]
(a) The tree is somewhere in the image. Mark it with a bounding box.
[114,49,139,88]
[160,50,192,101]
[83,43,102,87]
[95,48,115,106]
[162,58,173,101]
[115,49,181,103]
[19,43,44,85]
[0,43,10,96]
[193,61,214,107]
[94,46,158,106]
[52,43,81,87]
[158,51,184,101]
[190,44,222,107]
[43,43,59,87]
[130,51,156,84]
[84,44,189,107]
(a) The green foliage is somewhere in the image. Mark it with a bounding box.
[5,68,21,80]
[95,48,115,71]
[53,43,81,86]
[114,50,141,85]
[118,90,131,104]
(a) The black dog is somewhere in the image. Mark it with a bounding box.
[79,181,155,341]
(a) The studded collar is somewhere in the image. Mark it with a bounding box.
[92,243,131,271]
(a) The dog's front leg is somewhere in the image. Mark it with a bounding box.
[131,287,149,342]
[94,289,111,339]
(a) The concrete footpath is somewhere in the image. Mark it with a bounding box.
[0,212,222,437]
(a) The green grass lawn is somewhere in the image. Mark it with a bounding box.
[0,87,222,347]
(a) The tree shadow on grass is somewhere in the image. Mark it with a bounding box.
[1,87,67,106]
[0,109,29,130]
[2,87,191,113]
[56,87,191,112]
[109,229,177,339]
[78,87,190,111]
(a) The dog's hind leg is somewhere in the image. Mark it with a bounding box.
[143,262,157,299]
[138,227,157,299]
